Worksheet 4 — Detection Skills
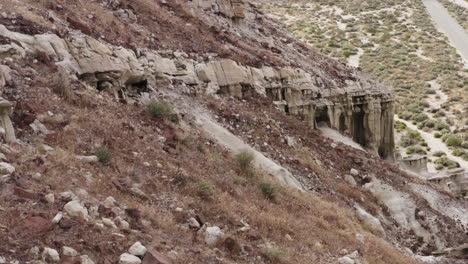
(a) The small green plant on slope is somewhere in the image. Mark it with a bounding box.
[95,146,112,164]
[235,150,255,177]
[146,100,174,119]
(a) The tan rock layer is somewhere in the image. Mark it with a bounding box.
[0,25,394,157]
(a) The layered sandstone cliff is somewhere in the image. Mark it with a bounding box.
[0,0,395,159]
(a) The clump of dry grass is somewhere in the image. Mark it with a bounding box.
[235,150,255,177]
[51,67,74,102]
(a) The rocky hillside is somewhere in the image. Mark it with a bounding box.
[0,0,467,263]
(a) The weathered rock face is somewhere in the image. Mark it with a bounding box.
[398,155,428,174]
[428,169,468,197]
[0,19,394,159]
[194,0,246,19]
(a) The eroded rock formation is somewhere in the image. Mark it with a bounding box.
[0,20,395,158]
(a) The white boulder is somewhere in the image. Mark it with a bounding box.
[205,226,224,246]
[119,253,141,264]
[128,241,147,257]
[64,201,89,221]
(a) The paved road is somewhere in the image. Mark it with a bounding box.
[422,0,468,67]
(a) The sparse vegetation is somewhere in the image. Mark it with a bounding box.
[146,100,174,119]
[95,146,112,164]
[235,150,255,177]
[259,182,276,200]
[196,182,215,199]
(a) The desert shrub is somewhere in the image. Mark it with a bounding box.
[196,182,215,199]
[461,141,468,149]
[435,121,449,131]
[413,113,428,122]
[51,67,73,102]
[406,146,426,155]
[422,120,435,128]
[398,111,414,120]
[235,151,255,177]
[262,248,288,262]
[452,149,465,157]
[434,157,460,169]
[146,100,174,119]
[449,96,462,102]
[95,146,112,164]
[259,182,276,200]
[434,132,442,138]
[433,151,446,157]
[446,135,462,147]
[395,121,407,132]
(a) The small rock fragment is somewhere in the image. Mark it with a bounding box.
[62,246,78,257]
[52,212,64,224]
[344,175,357,186]
[102,217,118,229]
[45,193,55,203]
[76,155,99,163]
[337,256,354,264]
[350,168,359,176]
[80,255,95,264]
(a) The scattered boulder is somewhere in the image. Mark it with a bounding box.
[64,201,89,221]
[102,217,118,229]
[42,247,60,262]
[350,168,359,176]
[205,226,224,246]
[62,246,78,257]
[103,196,117,208]
[188,217,201,229]
[344,175,357,186]
[52,212,64,224]
[142,250,172,264]
[337,256,354,264]
[30,119,52,135]
[80,255,95,264]
[129,242,147,257]
[45,193,55,203]
[119,253,141,264]
[0,162,15,175]
[355,206,384,235]
[76,155,99,163]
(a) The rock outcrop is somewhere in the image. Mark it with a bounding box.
[0,2,395,158]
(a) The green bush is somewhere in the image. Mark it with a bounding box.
[434,157,460,169]
[433,151,446,157]
[406,146,426,155]
[259,182,276,200]
[434,132,442,138]
[452,149,465,157]
[461,141,468,149]
[95,146,112,164]
[395,121,407,132]
[146,100,174,119]
[235,151,255,177]
[446,135,462,147]
[196,182,215,199]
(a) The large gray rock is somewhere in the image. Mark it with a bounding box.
[205,226,224,246]
[128,242,147,257]
[64,201,89,221]
[119,253,141,264]
[355,205,384,235]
